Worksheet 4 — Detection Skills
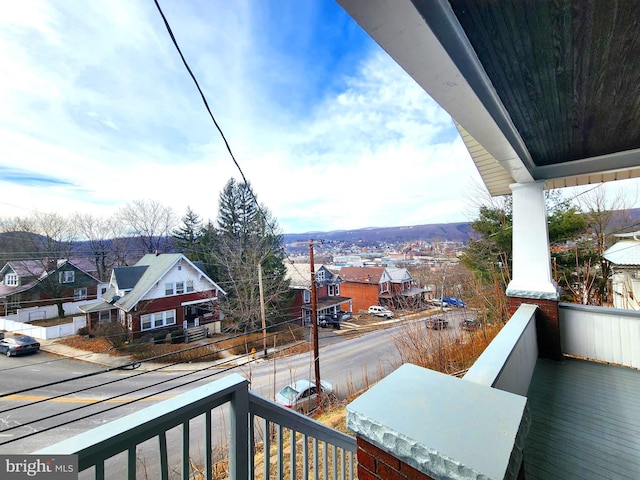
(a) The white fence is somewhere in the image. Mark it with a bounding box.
[560,303,640,369]
[0,301,90,340]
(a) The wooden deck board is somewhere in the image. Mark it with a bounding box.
[525,358,640,479]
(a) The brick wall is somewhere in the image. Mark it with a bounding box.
[357,438,435,480]
[509,296,562,360]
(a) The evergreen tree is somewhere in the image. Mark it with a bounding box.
[209,178,290,332]
[173,207,203,259]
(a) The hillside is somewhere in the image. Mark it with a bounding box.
[283,222,474,245]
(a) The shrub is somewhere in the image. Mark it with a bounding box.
[77,326,88,336]
[93,322,128,349]
[153,331,168,344]
[171,328,185,344]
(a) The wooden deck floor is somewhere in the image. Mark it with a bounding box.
[525,357,640,479]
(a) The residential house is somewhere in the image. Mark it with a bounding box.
[0,259,100,316]
[338,265,424,312]
[338,266,390,312]
[605,231,640,310]
[286,263,352,326]
[79,253,226,338]
[385,266,427,309]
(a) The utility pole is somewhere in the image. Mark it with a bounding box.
[258,263,267,357]
[309,239,322,409]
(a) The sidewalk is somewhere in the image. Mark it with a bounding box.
[38,338,279,372]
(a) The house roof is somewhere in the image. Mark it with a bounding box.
[337,0,640,196]
[96,253,225,313]
[0,258,100,299]
[604,240,640,266]
[339,266,386,284]
[285,263,329,289]
[385,267,412,283]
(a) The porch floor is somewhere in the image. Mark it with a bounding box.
[525,357,640,479]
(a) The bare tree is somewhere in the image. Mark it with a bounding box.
[73,213,130,281]
[575,185,638,305]
[117,200,177,254]
[9,211,78,317]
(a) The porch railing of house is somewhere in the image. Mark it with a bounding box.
[36,373,357,480]
[559,302,640,369]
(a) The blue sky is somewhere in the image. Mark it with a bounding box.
[0,1,548,233]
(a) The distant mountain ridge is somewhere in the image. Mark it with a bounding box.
[283,222,474,245]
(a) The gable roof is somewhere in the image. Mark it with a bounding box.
[0,258,100,298]
[107,253,226,312]
[605,239,640,267]
[339,266,387,284]
[385,267,413,283]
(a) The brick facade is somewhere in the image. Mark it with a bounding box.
[509,296,562,361]
[357,438,435,480]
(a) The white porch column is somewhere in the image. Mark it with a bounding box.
[506,181,559,300]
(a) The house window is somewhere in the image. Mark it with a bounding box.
[165,281,188,296]
[4,273,18,286]
[186,280,194,292]
[98,310,111,323]
[141,310,177,331]
[303,290,311,303]
[74,288,87,300]
[59,271,75,284]
[328,284,340,296]
[316,270,326,282]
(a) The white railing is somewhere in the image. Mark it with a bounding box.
[36,373,356,480]
[464,303,538,396]
[559,303,640,369]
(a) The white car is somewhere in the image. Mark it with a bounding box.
[368,305,394,318]
[275,379,335,414]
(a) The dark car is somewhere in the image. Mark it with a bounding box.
[426,316,448,330]
[460,319,479,331]
[0,335,41,357]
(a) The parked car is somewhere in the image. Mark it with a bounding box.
[368,305,394,318]
[425,316,448,330]
[0,335,41,357]
[460,318,479,331]
[443,297,467,308]
[275,379,336,414]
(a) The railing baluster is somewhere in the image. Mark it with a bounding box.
[323,441,328,479]
[264,419,271,480]
[249,412,255,478]
[96,460,105,480]
[205,410,212,480]
[290,429,297,480]
[127,446,135,480]
[303,433,309,480]
[332,444,337,480]
[182,420,190,479]
[159,431,169,480]
[313,438,319,480]
[277,424,284,480]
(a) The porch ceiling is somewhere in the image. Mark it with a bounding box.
[337,0,640,196]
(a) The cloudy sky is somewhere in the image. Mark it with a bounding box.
[2,1,635,235]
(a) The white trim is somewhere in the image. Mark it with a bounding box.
[181,298,217,306]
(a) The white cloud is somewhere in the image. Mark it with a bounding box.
[4,1,635,235]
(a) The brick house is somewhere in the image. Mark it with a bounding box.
[338,266,425,312]
[80,253,226,338]
[0,259,100,316]
[286,263,352,326]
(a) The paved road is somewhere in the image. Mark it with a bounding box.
[0,308,474,455]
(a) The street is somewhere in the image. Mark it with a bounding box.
[0,309,473,457]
